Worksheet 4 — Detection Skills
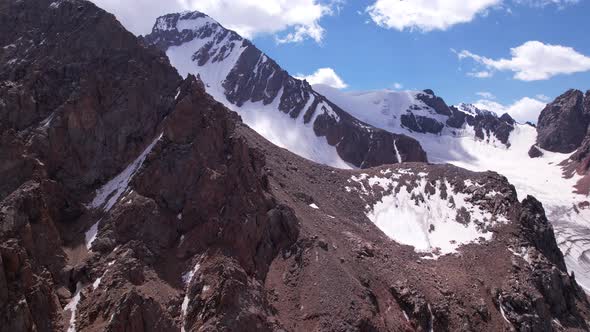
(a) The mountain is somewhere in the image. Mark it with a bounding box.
[143,11,427,169]
[143,10,590,294]
[316,85,590,294]
[1,1,589,332]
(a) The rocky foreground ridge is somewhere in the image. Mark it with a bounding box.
[0,0,589,331]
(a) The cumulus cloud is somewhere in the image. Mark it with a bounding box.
[457,41,590,81]
[296,68,348,89]
[365,0,580,32]
[475,97,547,123]
[392,82,404,89]
[91,0,339,43]
[366,0,502,32]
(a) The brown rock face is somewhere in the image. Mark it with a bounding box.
[529,145,544,158]
[0,0,181,196]
[537,89,589,153]
[1,1,589,332]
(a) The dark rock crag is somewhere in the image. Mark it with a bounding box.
[447,105,516,146]
[529,145,544,158]
[537,89,589,153]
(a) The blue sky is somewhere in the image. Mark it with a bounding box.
[252,1,590,111]
[93,0,590,122]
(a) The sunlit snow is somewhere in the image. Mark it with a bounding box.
[85,220,100,250]
[352,174,506,257]
[181,262,201,332]
[64,282,83,332]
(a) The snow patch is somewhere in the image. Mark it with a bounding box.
[355,173,507,257]
[177,16,216,32]
[88,133,162,212]
[309,203,320,209]
[85,220,100,250]
[92,277,101,290]
[393,140,403,163]
[49,1,63,9]
[181,261,202,332]
[64,282,82,332]
[509,247,533,266]
[498,296,514,327]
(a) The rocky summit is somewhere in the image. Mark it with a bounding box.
[1,1,590,332]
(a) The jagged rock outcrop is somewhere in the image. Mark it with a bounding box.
[401,112,445,134]
[448,104,516,145]
[537,89,589,153]
[417,89,452,116]
[1,1,589,332]
[529,145,544,158]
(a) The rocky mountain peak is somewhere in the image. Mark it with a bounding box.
[415,89,452,116]
[537,89,588,153]
[144,11,428,169]
[152,10,209,33]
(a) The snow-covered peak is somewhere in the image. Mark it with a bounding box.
[313,84,434,119]
[454,103,495,117]
[152,11,218,34]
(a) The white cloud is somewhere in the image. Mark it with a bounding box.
[474,97,547,123]
[366,0,502,32]
[468,71,493,78]
[90,0,339,43]
[393,82,403,89]
[365,0,580,32]
[296,68,348,89]
[513,0,580,8]
[476,91,496,99]
[457,41,590,81]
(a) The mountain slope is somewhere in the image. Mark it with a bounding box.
[143,11,427,169]
[316,85,590,294]
[1,1,589,331]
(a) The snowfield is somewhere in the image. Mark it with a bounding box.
[350,171,508,258]
[318,85,590,292]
